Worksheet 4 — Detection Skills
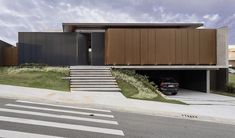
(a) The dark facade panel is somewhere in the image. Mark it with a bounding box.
[18,32,78,66]
[91,32,105,65]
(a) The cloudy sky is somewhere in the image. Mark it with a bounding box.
[0,0,235,45]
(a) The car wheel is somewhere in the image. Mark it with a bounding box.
[172,92,177,95]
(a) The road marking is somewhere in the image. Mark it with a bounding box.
[0,129,63,138]
[6,104,114,118]
[0,108,118,125]
[0,116,125,136]
[16,100,111,113]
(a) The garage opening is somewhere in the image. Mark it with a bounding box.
[136,70,207,92]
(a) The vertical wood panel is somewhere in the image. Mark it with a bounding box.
[148,29,156,64]
[188,29,200,64]
[140,29,148,64]
[155,29,175,64]
[199,29,216,64]
[181,29,188,64]
[156,29,170,64]
[175,30,182,64]
[105,28,216,65]
[169,29,176,64]
[106,29,125,64]
[2,47,18,66]
[125,29,140,65]
[125,29,132,64]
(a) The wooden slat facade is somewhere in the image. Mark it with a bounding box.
[105,28,216,65]
[2,47,18,66]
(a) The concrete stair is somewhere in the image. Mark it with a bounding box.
[69,66,120,92]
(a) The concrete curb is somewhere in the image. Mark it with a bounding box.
[0,84,235,126]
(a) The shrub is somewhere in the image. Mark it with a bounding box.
[19,63,48,68]
[226,82,235,93]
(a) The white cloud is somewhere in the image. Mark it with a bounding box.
[203,14,220,21]
[0,0,234,44]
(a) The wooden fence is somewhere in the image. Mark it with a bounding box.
[1,47,18,66]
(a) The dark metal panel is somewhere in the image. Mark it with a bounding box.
[77,33,88,65]
[91,32,105,65]
[18,32,77,66]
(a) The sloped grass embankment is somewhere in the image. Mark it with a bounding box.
[0,67,69,91]
[112,69,185,104]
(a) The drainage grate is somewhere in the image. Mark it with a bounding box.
[181,114,198,119]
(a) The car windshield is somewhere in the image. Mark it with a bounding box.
[162,78,176,83]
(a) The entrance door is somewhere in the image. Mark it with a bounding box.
[91,32,105,65]
[77,33,89,65]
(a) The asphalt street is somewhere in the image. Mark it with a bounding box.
[0,97,234,138]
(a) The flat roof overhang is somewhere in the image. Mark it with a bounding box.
[63,23,204,32]
[70,65,228,70]
[109,65,228,70]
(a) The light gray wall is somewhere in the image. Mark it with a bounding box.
[217,27,228,67]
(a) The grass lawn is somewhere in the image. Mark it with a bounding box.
[0,67,70,91]
[112,69,186,105]
[229,73,235,83]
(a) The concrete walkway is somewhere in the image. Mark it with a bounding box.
[0,84,235,125]
[168,89,235,106]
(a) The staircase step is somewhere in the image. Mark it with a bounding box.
[70,66,110,70]
[69,77,115,80]
[71,80,116,82]
[69,66,120,93]
[70,85,118,88]
[70,71,111,75]
[70,75,113,77]
[70,88,121,91]
[71,82,117,85]
[70,70,110,72]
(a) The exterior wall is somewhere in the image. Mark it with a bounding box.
[217,27,228,67]
[18,32,78,66]
[0,40,17,66]
[105,28,217,65]
[210,68,228,91]
[1,47,18,66]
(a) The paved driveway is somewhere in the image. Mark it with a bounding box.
[168,89,235,106]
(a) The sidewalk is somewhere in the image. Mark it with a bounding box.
[0,84,235,125]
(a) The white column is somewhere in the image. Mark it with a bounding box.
[206,70,210,93]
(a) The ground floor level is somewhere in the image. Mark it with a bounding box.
[134,68,228,93]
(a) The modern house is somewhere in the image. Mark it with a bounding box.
[1,23,229,93]
[229,45,235,67]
